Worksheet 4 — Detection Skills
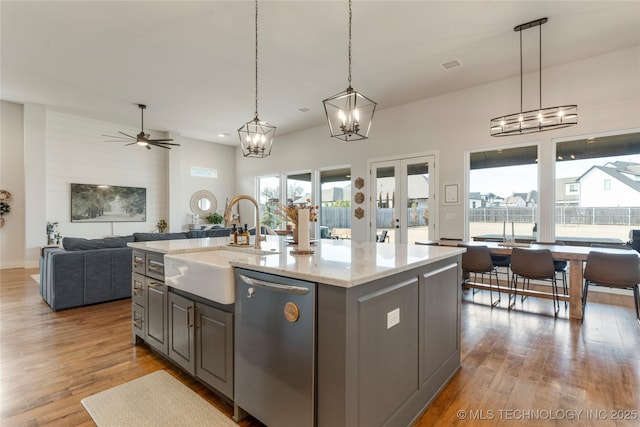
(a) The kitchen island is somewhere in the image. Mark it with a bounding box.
[128,237,465,427]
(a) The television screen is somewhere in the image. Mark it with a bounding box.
[71,183,146,222]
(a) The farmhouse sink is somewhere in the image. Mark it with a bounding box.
[164,249,260,304]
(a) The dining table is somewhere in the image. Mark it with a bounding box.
[418,240,638,320]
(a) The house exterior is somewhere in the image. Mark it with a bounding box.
[577,161,640,207]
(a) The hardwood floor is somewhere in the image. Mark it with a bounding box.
[1,268,638,426]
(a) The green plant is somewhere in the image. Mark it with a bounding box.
[206,212,223,224]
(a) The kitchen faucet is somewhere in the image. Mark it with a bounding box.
[224,195,262,249]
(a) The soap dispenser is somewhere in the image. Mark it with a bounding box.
[241,224,250,246]
[231,224,238,245]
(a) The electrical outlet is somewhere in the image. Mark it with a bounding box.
[387,308,400,329]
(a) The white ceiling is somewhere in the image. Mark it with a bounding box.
[2,1,639,145]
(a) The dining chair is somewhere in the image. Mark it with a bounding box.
[536,242,568,304]
[582,251,640,323]
[510,247,560,315]
[460,244,501,307]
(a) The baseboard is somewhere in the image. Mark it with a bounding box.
[1,261,25,270]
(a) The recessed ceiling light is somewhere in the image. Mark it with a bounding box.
[441,59,462,70]
[218,133,231,138]
[298,107,311,113]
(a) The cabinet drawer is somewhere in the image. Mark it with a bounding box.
[146,253,165,281]
[132,250,146,275]
[132,273,145,306]
[132,303,145,337]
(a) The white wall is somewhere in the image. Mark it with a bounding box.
[45,111,168,239]
[178,136,236,228]
[1,106,236,268]
[235,46,640,242]
[0,101,25,269]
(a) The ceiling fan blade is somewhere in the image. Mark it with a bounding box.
[102,134,130,139]
[124,142,138,146]
[149,142,172,149]
[147,138,174,142]
[118,131,137,139]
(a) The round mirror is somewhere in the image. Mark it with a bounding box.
[190,190,218,219]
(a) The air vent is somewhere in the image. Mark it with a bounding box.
[441,59,462,70]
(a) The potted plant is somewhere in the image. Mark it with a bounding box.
[157,219,168,233]
[206,212,224,225]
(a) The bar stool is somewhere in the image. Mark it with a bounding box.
[510,247,560,315]
[460,245,501,307]
[583,251,640,323]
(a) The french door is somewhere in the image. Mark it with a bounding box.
[370,155,435,244]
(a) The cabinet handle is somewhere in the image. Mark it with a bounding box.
[148,259,164,272]
[133,281,143,296]
[147,281,162,289]
[133,313,144,328]
[133,255,144,267]
[186,306,194,328]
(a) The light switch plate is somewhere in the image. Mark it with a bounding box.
[387,308,400,329]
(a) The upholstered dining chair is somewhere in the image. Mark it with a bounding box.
[510,247,560,315]
[582,251,640,323]
[460,244,501,307]
[536,242,568,303]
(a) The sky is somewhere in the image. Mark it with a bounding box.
[470,154,640,198]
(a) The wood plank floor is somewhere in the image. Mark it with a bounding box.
[1,268,638,426]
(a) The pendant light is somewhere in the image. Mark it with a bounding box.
[238,0,275,158]
[322,0,376,142]
[490,18,577,137]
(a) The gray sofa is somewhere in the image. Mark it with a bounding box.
[40,228,231,311]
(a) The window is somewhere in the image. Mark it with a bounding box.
[555,131,640,243]
[319,167,351,239]
[286,172,312,204]
[257,175,281,229]
[468,145,539,240]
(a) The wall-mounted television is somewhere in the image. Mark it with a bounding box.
[71,183,146,223]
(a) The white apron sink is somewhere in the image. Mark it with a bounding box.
[164,249,255,304]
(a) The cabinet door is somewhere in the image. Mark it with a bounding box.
[145,279,168,355]
[195,303,234,399]
[132,303,145,339]
[132,273,145,306]
[168,292,195,375]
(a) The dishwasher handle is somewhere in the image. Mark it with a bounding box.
[238,274,310,295]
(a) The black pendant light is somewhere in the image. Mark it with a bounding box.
[490,18,578,137]
[238,0,275,158]
[322,0,376,142]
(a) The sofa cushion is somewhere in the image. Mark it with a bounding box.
[188,228,231,238]
[133,232,189,242]
[63,235,133,251]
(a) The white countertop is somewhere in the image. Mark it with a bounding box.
[129,236,465,288]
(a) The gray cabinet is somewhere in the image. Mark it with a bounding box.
[131,251,168,355]
[195,303,234,399]
[316,256,462,427]
[168,290,234,400]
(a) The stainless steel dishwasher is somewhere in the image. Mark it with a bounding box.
[234,268,316,427]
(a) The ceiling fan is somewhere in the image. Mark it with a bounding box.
[103,104,180,150]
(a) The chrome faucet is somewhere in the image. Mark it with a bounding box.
[224,195,262,249]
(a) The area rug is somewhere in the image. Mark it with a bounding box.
[81,370,238,427]
[30,274,40,284]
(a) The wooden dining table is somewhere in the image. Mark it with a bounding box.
[419,240,638,320]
